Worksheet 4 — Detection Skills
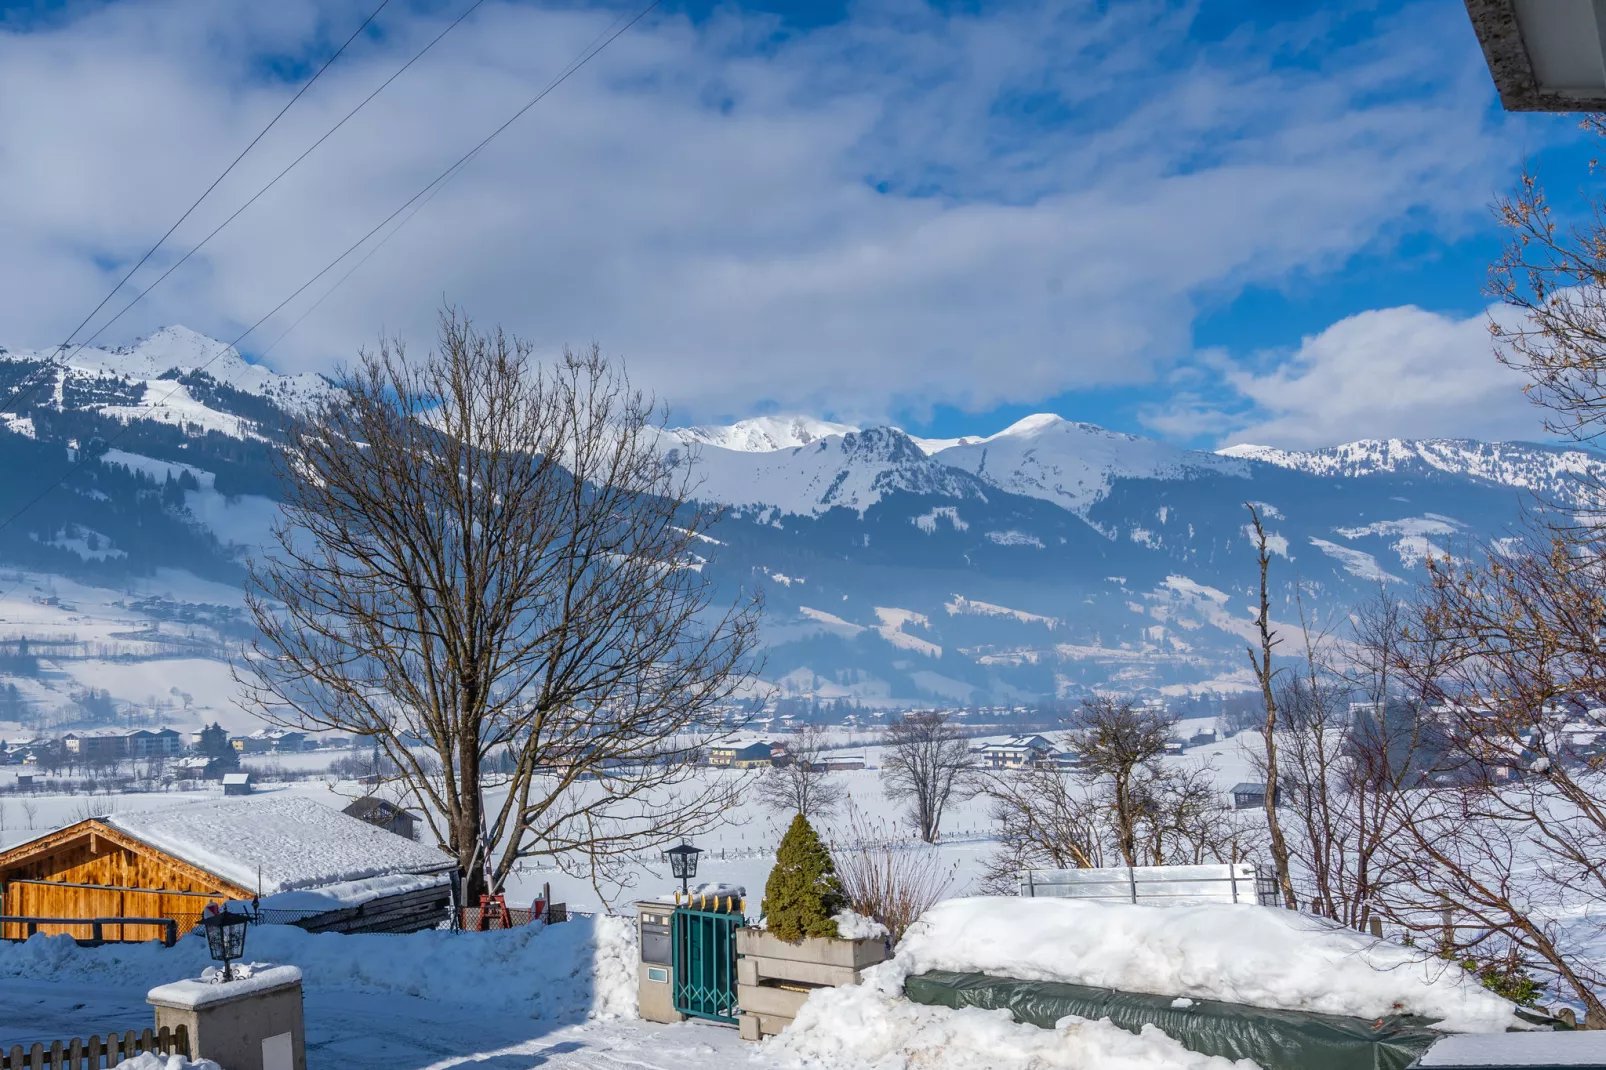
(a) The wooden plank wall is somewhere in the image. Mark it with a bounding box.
[1,830,234,941]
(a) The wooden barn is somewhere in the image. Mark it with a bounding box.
[0,794,456,942]
[0,819,248,942]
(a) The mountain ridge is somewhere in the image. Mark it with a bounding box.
[0,325,1587,706]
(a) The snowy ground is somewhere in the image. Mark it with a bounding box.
[0,901,765,1070]
[0,891,1528,1070]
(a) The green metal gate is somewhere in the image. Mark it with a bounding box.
[672,907,739,1024]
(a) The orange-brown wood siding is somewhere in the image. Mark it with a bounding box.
[0,823,244,942]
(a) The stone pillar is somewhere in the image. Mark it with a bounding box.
[634,901,684,1024]
[148,965,306,1070]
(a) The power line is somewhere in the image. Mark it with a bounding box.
[0,0,395,416]
[258,4,646,357]
[0,0,662,553]
[0,0,494,418]
[48,0,497,375]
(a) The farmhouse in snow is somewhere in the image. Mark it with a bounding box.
[975,734,1059,770]
[0,794,455,941]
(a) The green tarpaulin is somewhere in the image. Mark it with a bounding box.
[903,970,1445,1070]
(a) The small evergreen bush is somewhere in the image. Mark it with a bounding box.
[762,813,845,942]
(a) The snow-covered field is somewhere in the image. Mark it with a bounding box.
[0,726,1264,914]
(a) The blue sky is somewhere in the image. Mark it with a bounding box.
[0,0,1594,448]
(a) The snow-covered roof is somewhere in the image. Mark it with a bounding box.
[221,772,250,785]
[105,795,454,895]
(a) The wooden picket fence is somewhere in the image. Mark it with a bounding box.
[1,1025,188,1070]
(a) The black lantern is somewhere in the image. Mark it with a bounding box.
[667,842,702,897]
[201,908,249,981]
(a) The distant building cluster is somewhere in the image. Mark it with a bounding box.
[0,721,353,781]
[705,739,865,770]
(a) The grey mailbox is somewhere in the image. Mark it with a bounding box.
[640,904,672,966]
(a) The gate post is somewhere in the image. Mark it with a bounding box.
[633,901,683,1024]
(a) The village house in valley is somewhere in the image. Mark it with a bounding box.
[0,795,455,940]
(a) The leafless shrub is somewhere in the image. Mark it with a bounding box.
[980,698,1256,891]
[831,806,955,943]
[70,797,112,823]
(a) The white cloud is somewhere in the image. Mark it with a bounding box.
[0,0,1520,425]
[1171,303,1543,449]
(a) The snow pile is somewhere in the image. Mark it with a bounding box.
[773,973,1255,1070]
[106,795,454,894]
[0,914,638,1021]
[832,909,889,941]
[150,965,304,1009]
[116,1054,220,1070]
[891,898,1521,1033]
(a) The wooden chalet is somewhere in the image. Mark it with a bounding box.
[0,795,457,943]
[0,818,250,942]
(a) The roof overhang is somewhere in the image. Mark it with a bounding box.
[1467,0,1606,111]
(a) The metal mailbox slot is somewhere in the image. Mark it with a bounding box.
[640,907,672,965]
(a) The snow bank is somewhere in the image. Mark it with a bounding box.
[891,898,1520,1033]
[0,915,638,1021]
[773,968,1256,1070]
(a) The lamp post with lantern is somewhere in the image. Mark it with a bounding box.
[667,841,702,900]
[201,907,250,982]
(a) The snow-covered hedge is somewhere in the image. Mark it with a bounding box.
[773,897,1523,1070]
[0,915,639,1021]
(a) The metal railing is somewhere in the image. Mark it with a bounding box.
[0,915,178,946]
[1019,863,1276,906]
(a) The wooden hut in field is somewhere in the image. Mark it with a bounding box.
[0,795,455,942]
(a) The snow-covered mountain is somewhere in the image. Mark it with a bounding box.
[0,327,329,440]
[929,414,1247,515]
[0,325,1591,713]
[662,427,986,516]
[1219,438,1605,508]
[671,415,859,453]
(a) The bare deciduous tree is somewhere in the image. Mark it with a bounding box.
[1386,537,1606,1025]
[1069,696,1172,866]
[980,756,1106,892]
[982,698,1254,890]
[239,310,761,900]
[1271,590,1421,930]
[1245,503,1296,909]
[756,723,847,819]
[1372,143,1606,1023]
[880,711,973,843]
